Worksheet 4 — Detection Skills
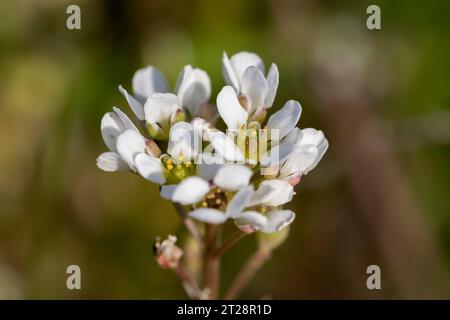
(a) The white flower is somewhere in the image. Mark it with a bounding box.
[118,66,168,121]
[234,210,295,234]
[259,100,328,180]
[96,107,165,184]
[254,100,302,170]
[181,167,296,233]
[186,178,296,233]
[208,130,245,163]
[216,86,248,130]
[278,128,329,181]
[131,66,169,104]
[97,51,329,237]
[189,185,254,225]
[119,65,211,123]
[250,179,294,207]
[265,100,302,140]
[222,51,279,110]
[167,121,201,162]
[161,163,253,207]
[175,65,212,117]
[144,92,185,139]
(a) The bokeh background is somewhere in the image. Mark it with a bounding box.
[1,0,449,299]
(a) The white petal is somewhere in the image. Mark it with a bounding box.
[234,211,268,232]
[96,152,129,172]
[283,127,303,145]
[132,66,168,103]
[302,139,328,174]
[135,153,165,184]
[266,100,302,140]
[209,131,245,163]
[101,112,124,152]
[112,107,139,132]
[240,66,268,108]
[226,185,254,218]
[160,185,177,201]
[172,177,210,205]
[263,210,295,233]
[264,63,279,108]
[144,93,180,125]
[189,208,228,224]
[299,128,325,146]
[197,154,224,181]
[116,129,146,170]
[222,52,240,91]
[251,179,294,207]
[213,164,252,191]
[175,65,211,116]
[260,141,296,167]
[118,85,145,120]
[191,117,214,141]
[230,52,265,82]
[280,145,319,177]
[168,121,199,161]
[100,108,137,152]
[216,86,248,130]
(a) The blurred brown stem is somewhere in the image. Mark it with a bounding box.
[224,248,271,300]
[212,230,246,258]
[173,203,203,245]
[173,265,202,299]
[203,224,219,299]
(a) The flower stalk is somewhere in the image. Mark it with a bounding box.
[172,203,203,245]
[212,230,247,259]
[224,248,271,300]
[203,224,219,299]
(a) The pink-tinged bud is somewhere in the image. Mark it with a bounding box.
[237,224,258,234]
[153,235,183,269]
[287,175,301,186]
[145,140,162,157]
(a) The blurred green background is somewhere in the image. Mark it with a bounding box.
[0,0,449,299]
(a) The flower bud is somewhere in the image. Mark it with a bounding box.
[236,224,259,234]
[145,140,162,157]
[153,235,183,269]
[286,175,301,186]
[258,227,290,251]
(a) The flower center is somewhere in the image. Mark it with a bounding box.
[161,155,196,183]
[200,188,228,210]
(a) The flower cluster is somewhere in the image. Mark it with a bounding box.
[97,51,328,234]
